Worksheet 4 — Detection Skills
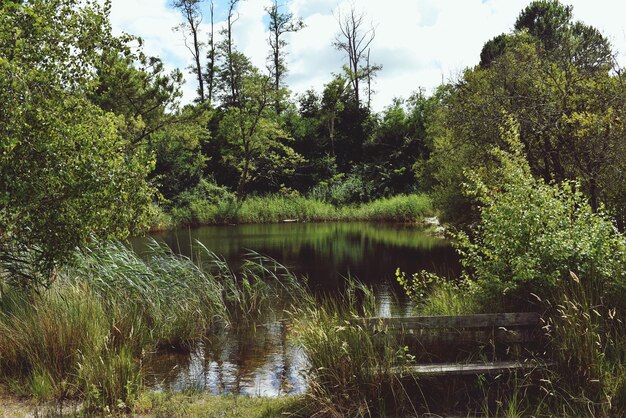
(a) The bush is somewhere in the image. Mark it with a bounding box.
[401,131,626,415]
[308,173,371,205]
[396,269,477,316]
[455,136,626,311]
[169,178,236,225]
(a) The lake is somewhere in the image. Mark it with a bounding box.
[130,222,460,396]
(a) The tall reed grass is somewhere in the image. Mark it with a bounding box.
[540,271,626,416]
[0,241,308,412]
[292,281,418,417]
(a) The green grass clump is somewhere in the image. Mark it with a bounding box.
[133,392,308,417]
[537,271,626,416]
[292,281,417,417]
[73,240,227,350]
[78,344,141,412]
[0,284,109,400]
[235,195,339,223]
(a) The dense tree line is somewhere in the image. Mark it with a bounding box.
[3,0,626,287]
[425,0,626,227]
[164,0,427,205]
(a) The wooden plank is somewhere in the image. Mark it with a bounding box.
[398,328,537,345]
[400,360,554,377]
[357,312,540,331]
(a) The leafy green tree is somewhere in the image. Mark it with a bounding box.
[218,70,304,199]
[149,108,210,200]
[429,1,626,225]
[0,0,155,287]
[479,33,510,68]
[90,38,184,145]
[514,0,572,51]
[362,92,433,198]
[274,91,337,193]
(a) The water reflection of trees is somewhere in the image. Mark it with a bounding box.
[144,283,415,395]
[147,223,444,259]
[137,222,459,394]
[144,319,306,396]
[135,222,459,285]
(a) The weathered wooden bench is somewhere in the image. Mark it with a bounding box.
[356,312,553,376]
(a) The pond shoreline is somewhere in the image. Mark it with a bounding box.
[148,193,435,232]
[131,221,460,396]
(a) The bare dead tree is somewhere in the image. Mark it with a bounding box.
[366,48,372,110]
[172,0,206,102]
[333,5,380,107]
[225,0,241,105]
[204,0,216,104]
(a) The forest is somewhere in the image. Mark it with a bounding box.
[3,0,626,416]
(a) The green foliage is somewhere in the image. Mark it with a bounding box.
[217,69,305,199]
[428,2,626,225]
[400,134,626,415]
[456,134,626,309]
[168,178,236,225]
[150,108,210,200]
[0,0,156,287]
[308,173,370,205]
[514,0,612,68]
[396,269,476,316]
[362,92,433,199]
[89,34,184,144]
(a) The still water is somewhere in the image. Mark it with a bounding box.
[131,222,460,396]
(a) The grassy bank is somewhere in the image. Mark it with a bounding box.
[150,193,433,230]
[0,392,307,417]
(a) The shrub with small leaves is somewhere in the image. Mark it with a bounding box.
[456,127,626,310]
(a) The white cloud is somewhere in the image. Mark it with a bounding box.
[107,0,626,111]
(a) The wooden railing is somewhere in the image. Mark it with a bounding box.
[356,312,553,376]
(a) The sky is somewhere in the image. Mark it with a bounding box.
[106,0,626,112]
